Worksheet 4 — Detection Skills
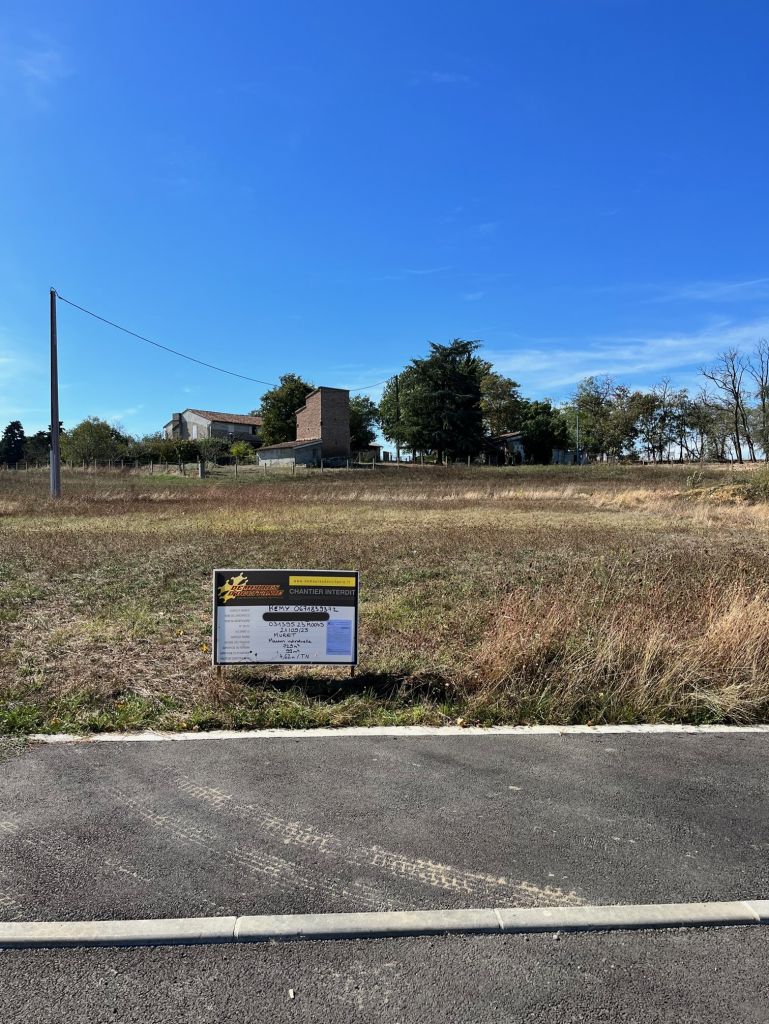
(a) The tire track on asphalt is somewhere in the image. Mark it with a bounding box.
[104,786,392,911]
[0,888,27,922]
[174,777,584,908]
[0,818,230,919]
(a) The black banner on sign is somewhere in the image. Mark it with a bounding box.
[212,569,359,666]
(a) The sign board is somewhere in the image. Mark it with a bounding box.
[212,569,359,666]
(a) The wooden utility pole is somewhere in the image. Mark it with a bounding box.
[49,288,61,498]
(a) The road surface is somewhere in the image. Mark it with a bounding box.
[1,732,766,920]
[2,927,769,1023]
[1,730,767,1022]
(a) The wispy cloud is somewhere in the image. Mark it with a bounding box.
[0,353,20,381]
[13,43,71,108]
[462,291,484,302]
[0,332,36,383]
[18,47,67,84]
[485,317,769,398]
[0,336,44,426]
[402,266,451,276]
[476,221,499,237]
[382,266,452,281]
[413,70,472,86]
[651,277,769,303]
[578,276,769,305]
[101,405,143,424]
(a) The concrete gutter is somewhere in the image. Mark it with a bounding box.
[1,901,767,949]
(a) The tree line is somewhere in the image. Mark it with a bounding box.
[372,337,769,463]
[3,338,768,467]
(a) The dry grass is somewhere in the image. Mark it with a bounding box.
[2,462,769,732]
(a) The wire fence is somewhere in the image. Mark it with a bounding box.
[0,456,386,477]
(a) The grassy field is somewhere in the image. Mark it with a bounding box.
[2,462,769,733]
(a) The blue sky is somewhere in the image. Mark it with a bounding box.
[1,0,768,436]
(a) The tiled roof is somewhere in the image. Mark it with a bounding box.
[258,438,321,452]
[186,409,263,426]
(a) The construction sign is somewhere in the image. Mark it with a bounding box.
[212,569,359,666]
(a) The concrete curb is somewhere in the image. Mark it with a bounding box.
[27,723,769,743]
[0,902,766,949]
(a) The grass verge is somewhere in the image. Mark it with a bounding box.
[2,463,769,733]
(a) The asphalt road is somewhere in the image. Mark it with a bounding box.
[2,927,768,1023]
[0,732,767,921]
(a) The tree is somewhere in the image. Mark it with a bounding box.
[230,440,255,462]
[634,381,686,462]
[570,376,616,458]
[747,339,769,460]
[60,418,130,463]
[518,400,570,463]
[258,374,314,446]
[128,432,167,461]
[196,435,230,465]
[701,350,754,463]
[0,421,26,465]
[380,340,485,461]
[349,395,379,452]
[480,372,524,436]
[379,367,419,458]
[569,377,640,459]
[169,439,200,463]
[22,423,65,464]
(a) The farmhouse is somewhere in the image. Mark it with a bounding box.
[164,409,262,444]
[487,431,586,465]
[490,430,527,464]
[258,387,350,467]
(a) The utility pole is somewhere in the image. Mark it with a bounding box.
[50,288,61,498]
[394,374,401,464]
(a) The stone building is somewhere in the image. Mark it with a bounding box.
[258,387,351,466]
[163,409,262,445]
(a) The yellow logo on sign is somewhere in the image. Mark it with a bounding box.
[218,573,248,602]
[289,575,356,587]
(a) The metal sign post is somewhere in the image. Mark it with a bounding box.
[212,569,359,667]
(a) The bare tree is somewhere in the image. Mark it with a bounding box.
[701,349,754,463]
[747,338,769,460]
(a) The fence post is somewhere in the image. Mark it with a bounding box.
[150,460,154,475]
[198,459,205,479]
[234,458,238,479]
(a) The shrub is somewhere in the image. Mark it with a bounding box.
[230,441,255,463]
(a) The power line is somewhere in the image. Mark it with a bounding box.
[55,292,279,388]
[55,291,394,394]
[350,378,390,393]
